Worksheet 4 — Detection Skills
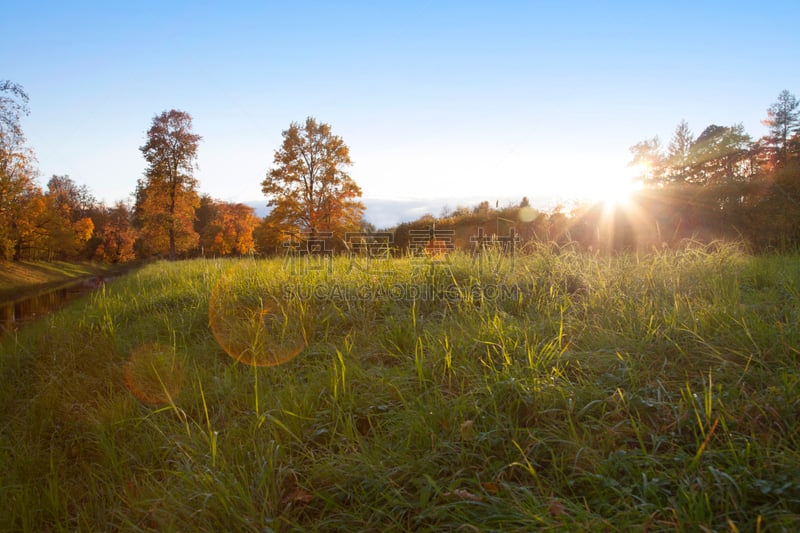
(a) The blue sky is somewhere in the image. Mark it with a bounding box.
[4,1,799,224]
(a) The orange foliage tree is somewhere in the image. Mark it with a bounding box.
[0,80,41,260]
[136,110,201,259]
[10,192,49,259]
[199,200,259,256]
[95,202,137,263]
[261,117,364,245]
[42,175,96,259]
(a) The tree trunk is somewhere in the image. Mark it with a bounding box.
[169,227,176,260]
[169,176,177,260]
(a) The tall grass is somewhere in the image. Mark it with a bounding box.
[1,243,799,531]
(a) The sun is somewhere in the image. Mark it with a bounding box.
[587,162,646,210]
[599,177,643,209]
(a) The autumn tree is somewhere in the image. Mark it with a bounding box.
[194,194,217,238]
[47,174,95,217]
[0,80,40,260]
[41,175,96,259]
[11,191,50,260]
[136,109,201,259]
[198,199,259,256]
[252,215,289,255]
[95,202,137,263]
[261,117,364,242]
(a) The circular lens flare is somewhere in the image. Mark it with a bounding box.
[123,343,184,404]
[518,207,537,223]
[209,263,307,367]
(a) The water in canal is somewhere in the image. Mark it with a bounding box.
[0,277,105,336]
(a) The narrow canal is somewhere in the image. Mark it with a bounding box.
[0,277,107,336]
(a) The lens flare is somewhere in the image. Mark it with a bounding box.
[209,263,307,367]
[518,207,537,223]
[123,343,184,404]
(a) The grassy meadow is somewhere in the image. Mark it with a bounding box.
[1,244,799,531]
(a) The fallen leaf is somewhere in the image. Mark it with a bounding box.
[548,498,566,518]
[282,487,313,505]
[481,481,499,495]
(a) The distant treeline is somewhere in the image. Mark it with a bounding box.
[395,90,800,253]
[2,81,799,262]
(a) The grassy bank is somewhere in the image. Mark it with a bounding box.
[1,245,799,531]
[0,260,122,302]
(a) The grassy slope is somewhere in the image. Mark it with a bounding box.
[0,260,120,302]
[0,246,799,531]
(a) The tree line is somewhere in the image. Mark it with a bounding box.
[389,90,800,254]
[0,89,263,262]
[612,89,800,250]
[1,78,799,264]
[0,84,367,262]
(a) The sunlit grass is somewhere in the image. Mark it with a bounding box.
[1,244,799,531]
